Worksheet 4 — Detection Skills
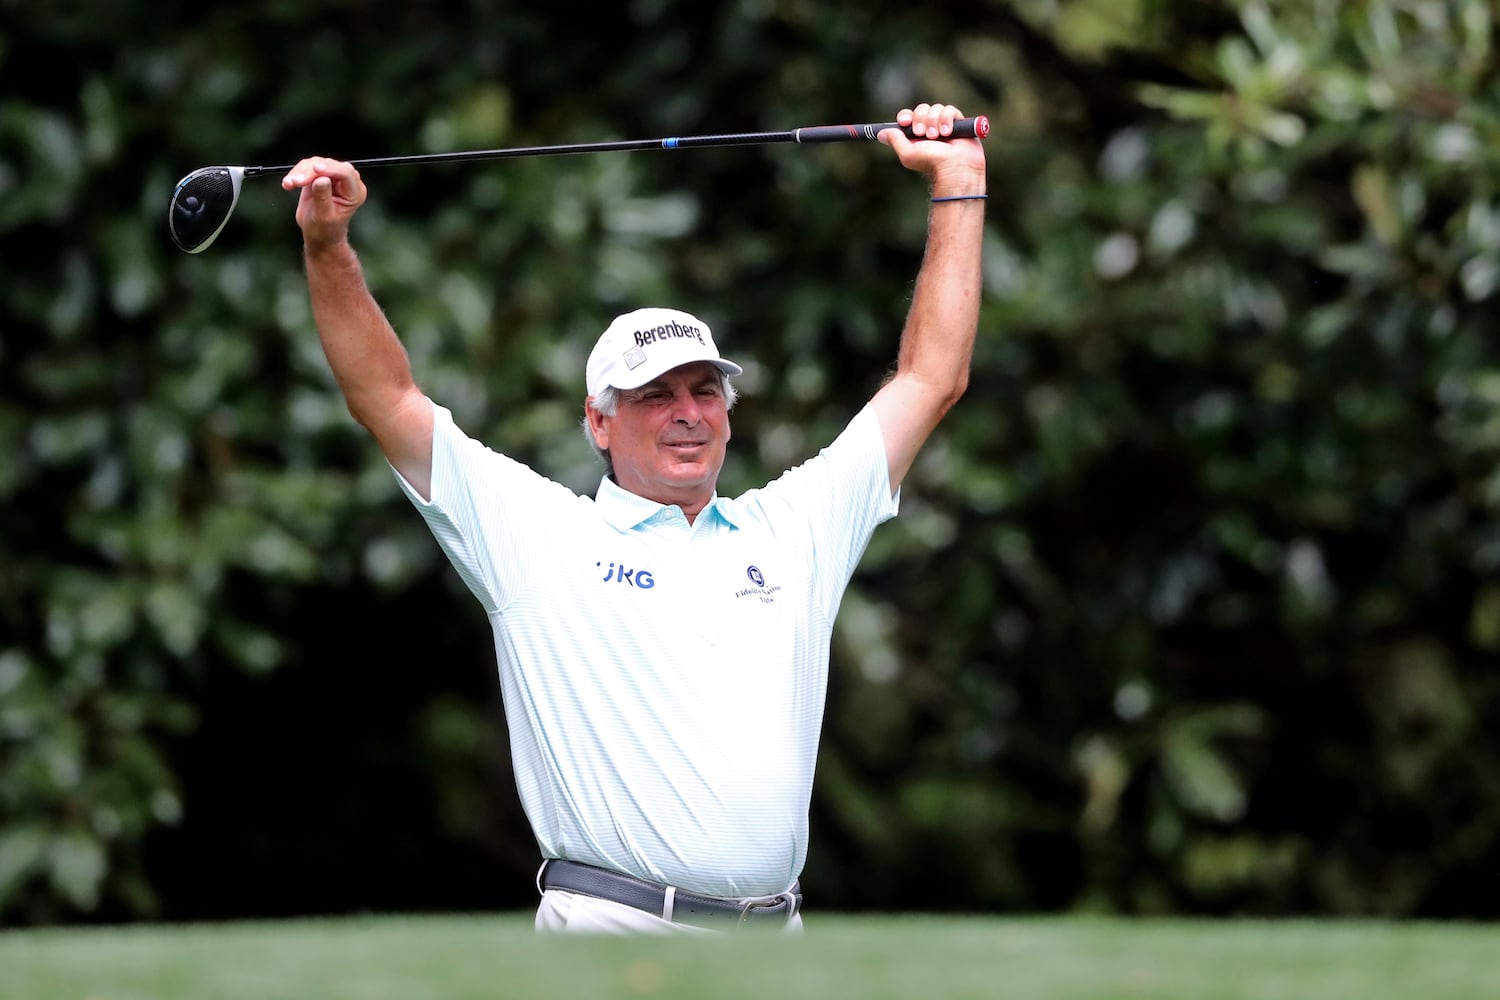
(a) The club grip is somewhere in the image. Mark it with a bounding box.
[794,115,989,144]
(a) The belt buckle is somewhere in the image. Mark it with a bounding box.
[736,890,799,928]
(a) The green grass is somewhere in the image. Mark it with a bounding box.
[2,912,1497,1000]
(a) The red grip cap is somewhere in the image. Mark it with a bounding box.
[974,115,990,139]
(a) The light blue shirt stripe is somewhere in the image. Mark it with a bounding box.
[394,400,897,898]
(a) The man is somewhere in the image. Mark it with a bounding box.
[282,102,985,933]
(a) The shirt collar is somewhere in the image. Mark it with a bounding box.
[594,475,741,530]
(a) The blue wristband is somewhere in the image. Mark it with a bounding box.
[931,194,988,203]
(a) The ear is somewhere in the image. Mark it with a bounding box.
[585,397,610,449]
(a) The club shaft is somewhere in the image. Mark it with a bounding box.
[241,117,988,176]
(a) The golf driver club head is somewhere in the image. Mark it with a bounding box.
[168,166,245,254]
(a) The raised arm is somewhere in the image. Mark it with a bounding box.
[872,103,987,494]
[282,158,435,498]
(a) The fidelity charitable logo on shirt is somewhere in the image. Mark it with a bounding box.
[736,565,781,604]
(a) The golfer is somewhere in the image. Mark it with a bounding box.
[282,102,985,933]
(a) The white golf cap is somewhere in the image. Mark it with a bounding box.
[585,307,743,397]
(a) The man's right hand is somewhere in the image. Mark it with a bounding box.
[282,158,367,251]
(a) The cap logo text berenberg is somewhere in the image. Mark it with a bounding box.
[633,320,706,348]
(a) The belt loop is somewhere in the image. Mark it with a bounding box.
[662,885,676,922]
[535,859,553,898]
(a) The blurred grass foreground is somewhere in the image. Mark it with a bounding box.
[2,913,1498,1000]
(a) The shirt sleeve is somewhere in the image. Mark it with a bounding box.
[747,403,899,619]
[390,400,580,615]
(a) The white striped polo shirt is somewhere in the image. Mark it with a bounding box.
[393,399,898,898]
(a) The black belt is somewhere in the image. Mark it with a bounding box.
[539,859,802,929]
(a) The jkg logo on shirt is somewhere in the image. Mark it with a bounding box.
[598,561,656,589]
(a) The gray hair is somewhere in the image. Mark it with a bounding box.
[581,374,739,477]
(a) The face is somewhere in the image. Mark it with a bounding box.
[588,362,731,518]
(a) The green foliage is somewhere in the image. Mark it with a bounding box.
[820,0,1500,918]
[3,0,1500,924]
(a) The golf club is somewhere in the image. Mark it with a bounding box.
[168,115,989,254]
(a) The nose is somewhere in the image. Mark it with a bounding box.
[669,389,702,425]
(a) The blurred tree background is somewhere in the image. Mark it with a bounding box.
[4,0,1500,925]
